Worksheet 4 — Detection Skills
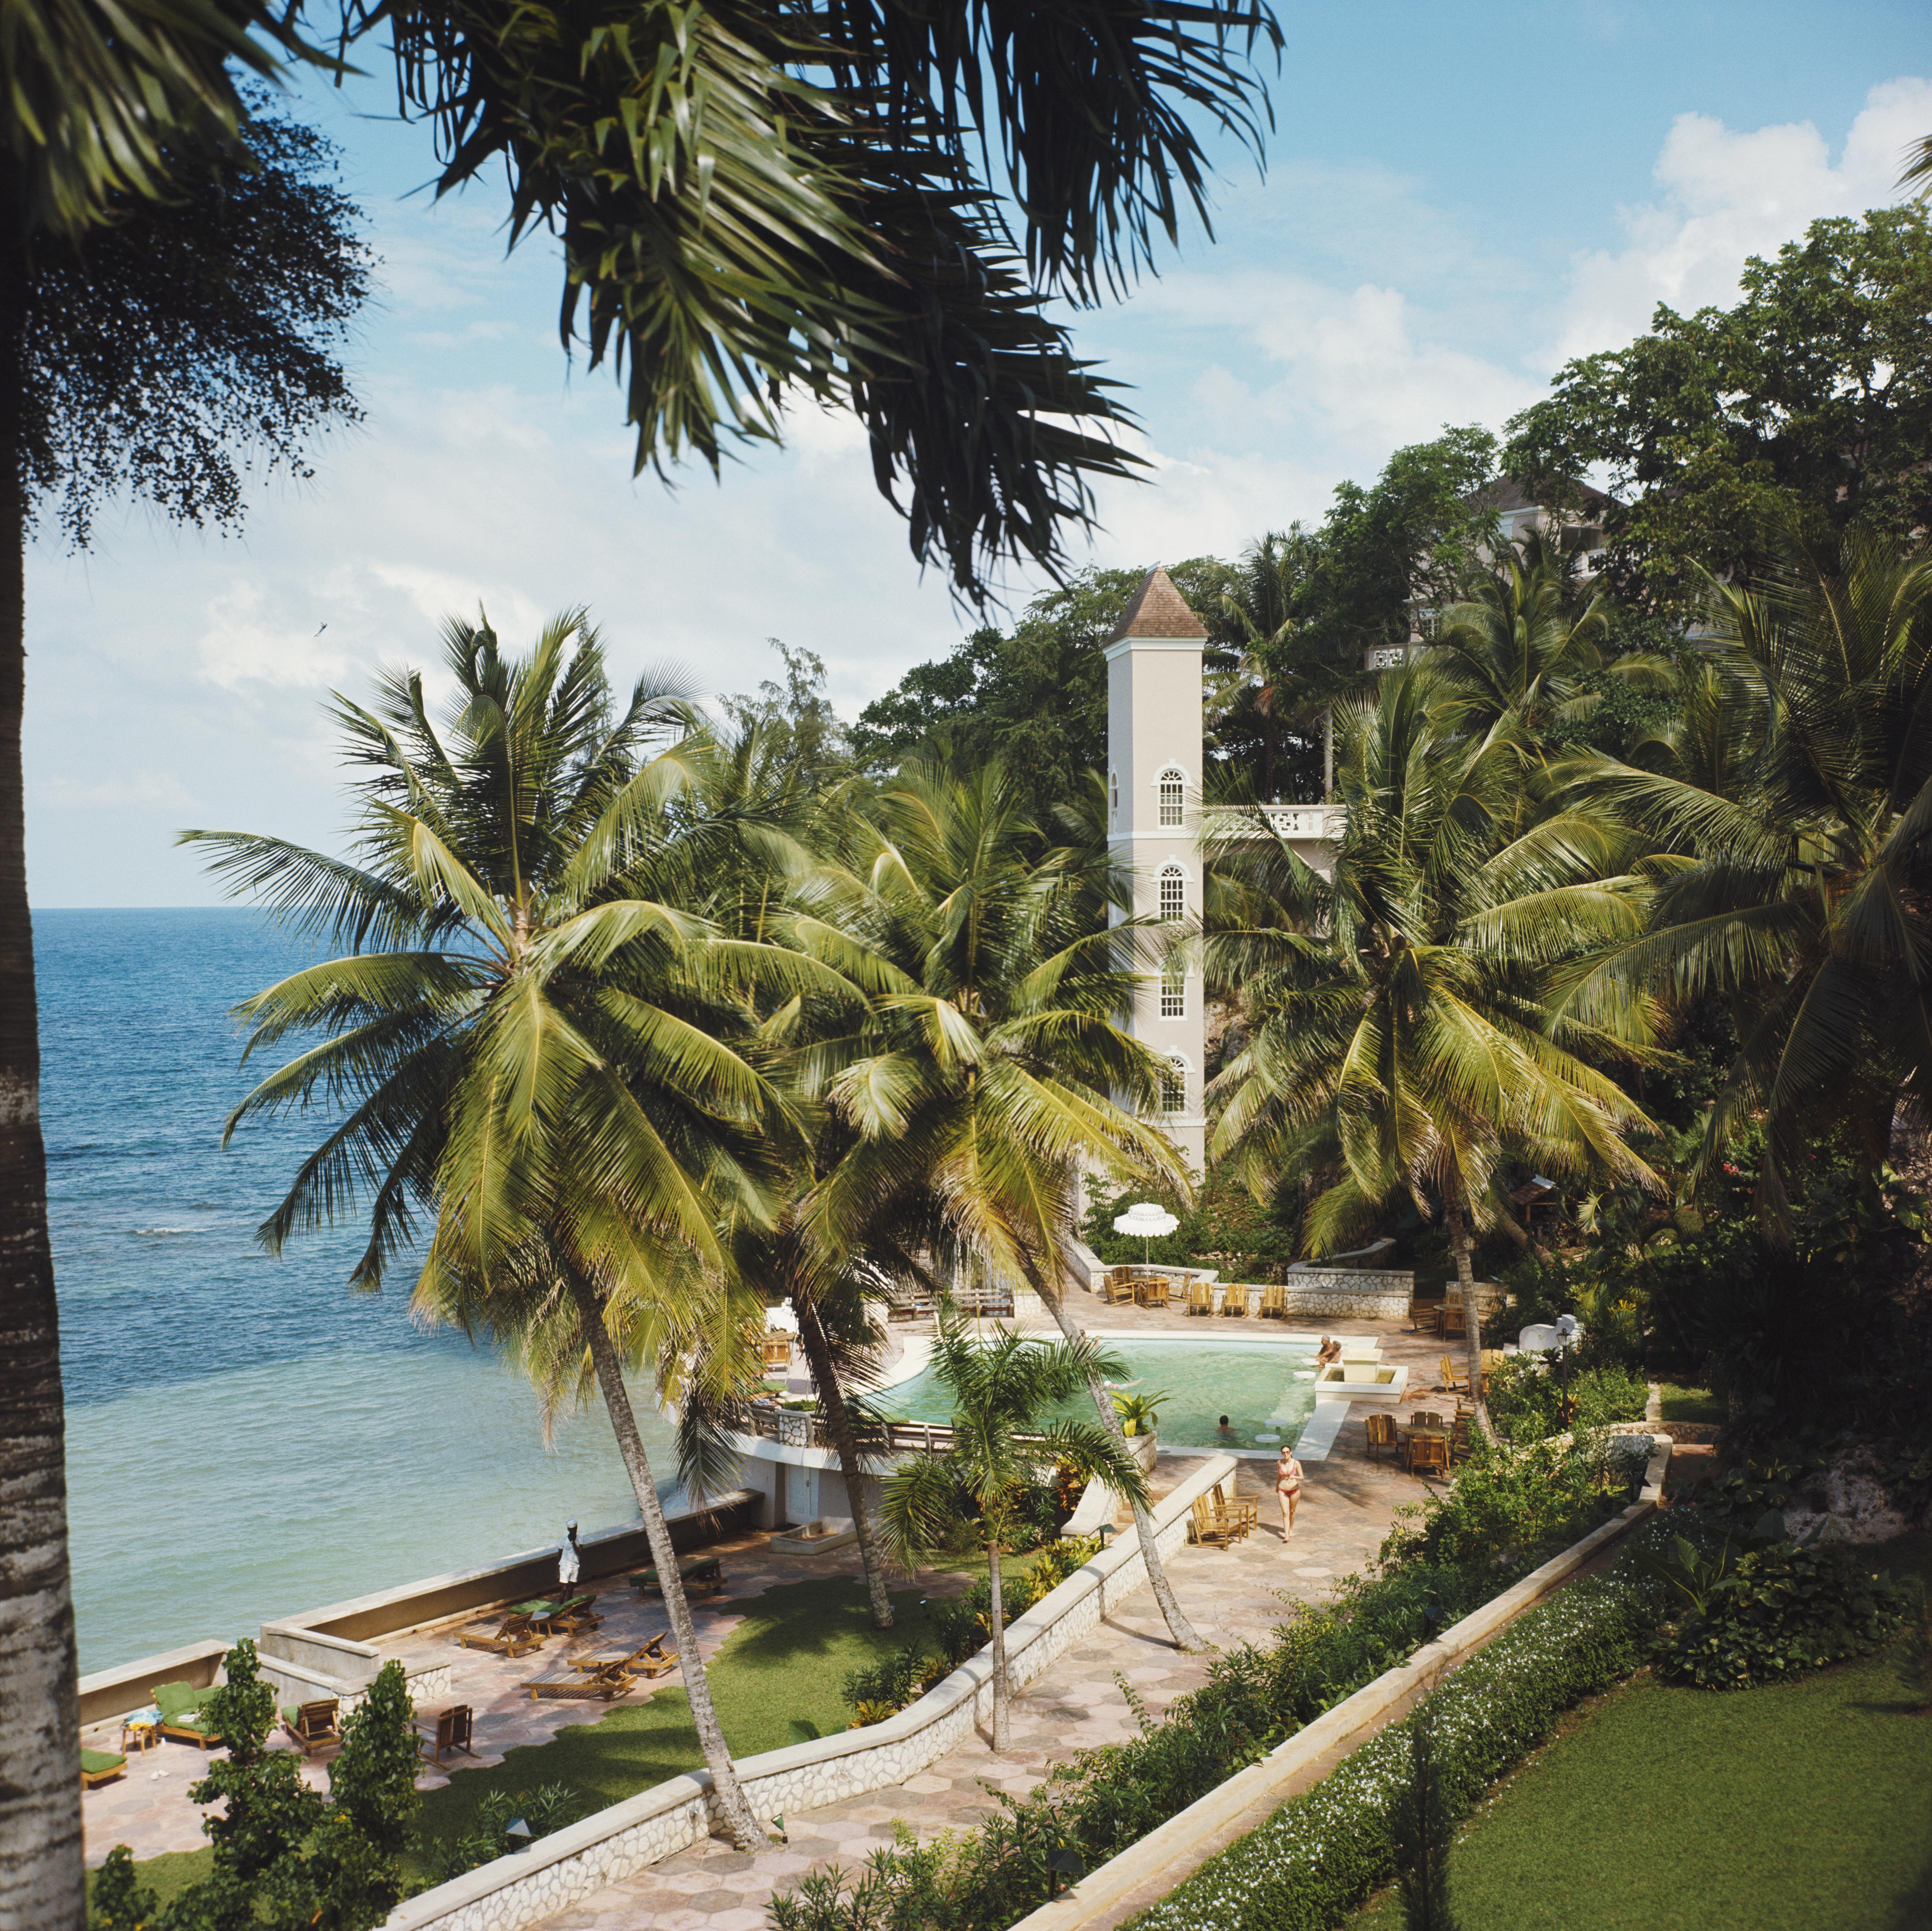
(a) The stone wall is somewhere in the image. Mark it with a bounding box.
[1217,1272,1413,1321]
[381,1456,1239,1931]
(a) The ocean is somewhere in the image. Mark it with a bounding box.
[41,908,676,1673]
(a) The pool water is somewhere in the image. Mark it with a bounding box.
[880,1339,1319,1451]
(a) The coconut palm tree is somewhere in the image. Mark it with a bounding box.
[1556,530,1932,1224]
[876,1312,1149,1749]
[184,611,842,1850]
[1207,672,1662,1424]
[790,754,1207,1650]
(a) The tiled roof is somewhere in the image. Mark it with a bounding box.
[1108,567,1209,642]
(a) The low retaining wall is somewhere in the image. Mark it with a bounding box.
[1222,1273,1413,1321]
[1007,1437,1672,1931]
[77,1640,229,1729]
[384,1457,1239,1931]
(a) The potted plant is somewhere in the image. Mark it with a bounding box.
[1112,1390,1168,1472]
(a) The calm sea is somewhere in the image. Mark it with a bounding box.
[42,909,675,1673]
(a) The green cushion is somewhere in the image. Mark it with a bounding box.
[510,1599,563,1617]
[81,1751,125,1774]
[153,1681,200,1719]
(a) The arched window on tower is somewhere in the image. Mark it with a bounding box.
[1159,864,1186,922]
[1158,766,1185,828]
[1161,1057,1188,1113]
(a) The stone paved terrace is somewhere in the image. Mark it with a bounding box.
[82,1297,1474,1901]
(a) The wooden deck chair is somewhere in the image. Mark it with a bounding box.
[1217,1285,1250,1317]
[80,1750,126,1789]
[456,1612,544,1656]
[1449,1415,1474,1465]
[1186,1280,1215,1316]
[1258,1284,1288,1320]
[1363,1412,1398,1462]
[550,1594,601,1633]
[1439,1355,1468,1391]
[1440,1307,1467,1340]
[570,1633,680,1681]
[1136,1275,1170,1309]
[1212,1482,1259,1537]
[1408,1296,1436,1332]
[630,1554,725,1596]
[1411,1411,1444,1431]
[526,1661,636,1702]
[1103,1270,1138,1306]
[416,1704,476,1767]
[282,1699,341,1757]
[762,1335,793,1371]
[1408,1435,1449,1480]
[1480,1348,1506,1374]
[1188,1494,1236,1550]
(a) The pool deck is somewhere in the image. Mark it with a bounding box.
[81,1301,1473,1901]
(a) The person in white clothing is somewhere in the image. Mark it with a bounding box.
[558,1521,581,1588]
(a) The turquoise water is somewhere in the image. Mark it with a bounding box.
[881,1340,1319,1450]
[42,910,675,1672]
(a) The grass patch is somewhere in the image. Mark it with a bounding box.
[413,1571,961,1854]
[1347,1534,1932,1931]
[1657,1382,1724,1425]
[86,1845,212,1911]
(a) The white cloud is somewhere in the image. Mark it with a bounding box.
[36,771,196,810]
[1554,76,1932,359]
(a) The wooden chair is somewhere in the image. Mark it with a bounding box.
[569,1633,680,1681]
[282,1698,341,1757]
[1481,1348,1506,1375]
[630,1554,725,1596]
[1412,1410,1444,1430]
[550,1594,601,1633]
[1363,1412,1399,1462]
[456,1613,544,1656]
[1136,1276,1170,1309]
[1408,1296,1437,1332]
[762,1335,793,1371]
[1449,1415,1474,1465]
[1217,1285,1250,1318]
[1188,1495,1236,1550]
[1103,1271,1139,1306]
[1258,1284,1288,1320]
[416,1704,476,1768]
[1212,1482,1259,1538]
[527,1661,637,1702]
[1186,1280,1215,1316]
[1408,1435,1449,1480]
[1439,1355,1468,1391]
[80,1750,126,1790]
[1440,1307,1467,1340]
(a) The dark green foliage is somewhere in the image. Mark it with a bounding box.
[1504,207,1932,620]
[309,1663,422,1927]
[1129,1559,1665,1931]
[1899,1578,1932,1713]
[24,87,368,548]
[1482,1354,1648,1445]
[1390,1711,1461,1931]
[87,1849,162,1931]
[1081,1174,1300,1277]
[420,1783,585,1884]
[1655,1540,1906,1691]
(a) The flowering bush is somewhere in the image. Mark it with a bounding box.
[1127,1554,1668,1931]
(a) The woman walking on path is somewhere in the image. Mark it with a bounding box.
[1276,1444,1304,1543]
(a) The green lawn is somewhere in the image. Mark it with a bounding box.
[1657,1382,1724,1425]
[1351,1535,1932,1931]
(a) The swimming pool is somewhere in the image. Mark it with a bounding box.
[879,1336,1321,1452]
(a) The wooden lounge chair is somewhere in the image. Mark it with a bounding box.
[456,1612,544,1656]
[282,1698,341,1757]
[416,1704,476,1768]
[1188,1494,1236,1550]
[1364,1412,1399,1462]
[80,1749,126,1789]
[1211,1482,1259,1538]
[1408,1435,1449,1480]
[1258,1284,1288,1320]
[528,1661,636,1702]
[1186,1280,1215,1316]
[1440,1307,1467,1340]
[1439,1355,1468,1391]
[630,1554,725,1596]
[153,1680,222,1747]
[1217,1284,1249,1317]
[569,1633,680,1680]
[550,1594,601,1633]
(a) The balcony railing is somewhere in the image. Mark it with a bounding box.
[739,1401,1051,1459]
[1202,803,1345,844]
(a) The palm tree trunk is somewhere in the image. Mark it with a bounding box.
[0,183,86,1931]
[566,1274,765,1853]
[791,1293,892,1630]
[985,1534,1010,1752]
[1038,1266,1203,1651]
[1443,1178,1490,1434]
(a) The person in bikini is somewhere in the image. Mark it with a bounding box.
[1276,1443,1304,1542]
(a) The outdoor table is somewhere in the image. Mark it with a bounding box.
[1134,1278,1169,1309]
[121,1715,160,1754]
[1397,1426,1448,1473]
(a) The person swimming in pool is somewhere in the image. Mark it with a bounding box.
[1216,1414,1236,1439]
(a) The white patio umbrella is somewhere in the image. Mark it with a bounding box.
[1113,1201,1179,1264]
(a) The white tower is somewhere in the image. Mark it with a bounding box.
[1105,569,1209,1173]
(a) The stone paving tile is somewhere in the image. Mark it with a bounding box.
[86,1302,1467,1901]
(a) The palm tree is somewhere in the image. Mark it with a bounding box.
[185,611,838,1850]
[1557,530,1932,1223]
[791,754,1207,1649]
[876,1313,1149,1749]
[1207,672,1661,1425]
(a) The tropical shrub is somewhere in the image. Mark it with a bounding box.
[1483,1353,1648,1444]
[419,1783,587,1883]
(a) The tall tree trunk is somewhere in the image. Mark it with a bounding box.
[567,1275,764,1852]
[1443,1177,1490,1434]
[1322,705,1334,798]
[0,185,85,1931]
[1040,1264,1203,1652]
[985,1534,1010,1752]
[791,1292,893,1630]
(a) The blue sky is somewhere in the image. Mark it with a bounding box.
[24,0,1931,903]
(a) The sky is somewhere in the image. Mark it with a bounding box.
[24,0,1932,905]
